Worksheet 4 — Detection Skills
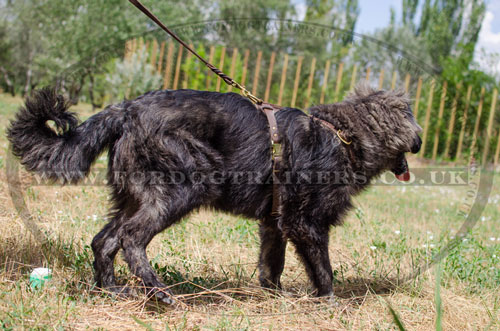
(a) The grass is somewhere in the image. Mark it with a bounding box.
[0,92,499,329]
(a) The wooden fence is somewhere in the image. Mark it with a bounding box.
[124,39,500,166]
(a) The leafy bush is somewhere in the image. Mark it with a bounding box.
[105,46,163,102]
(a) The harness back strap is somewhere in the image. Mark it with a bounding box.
[129,0,283,216]
[129,0,351,218]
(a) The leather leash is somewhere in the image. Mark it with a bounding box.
[129,0,283,216]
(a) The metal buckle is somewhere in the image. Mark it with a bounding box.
[272,142,282,160]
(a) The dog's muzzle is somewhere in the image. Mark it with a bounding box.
[392,154,410,182]
[411,135,422,154]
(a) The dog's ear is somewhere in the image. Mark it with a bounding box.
[386,91,411,112]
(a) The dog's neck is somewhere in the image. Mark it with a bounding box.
[308,103,393,183]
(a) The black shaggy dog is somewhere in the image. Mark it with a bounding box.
[7,85,421,303]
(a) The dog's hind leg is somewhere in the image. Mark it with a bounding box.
[258,218,287,290]
[118,189,205,304]
[91,218,123,293]
[119,206,177,304]
[91,194,140,295]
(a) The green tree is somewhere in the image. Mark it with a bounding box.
[403,0,486,71]
[0,0,204,101]
[354,0,486,77]
[212,0,296,52]
[0,0,48,96]
[0,24,14,95]
[305,0,359,45]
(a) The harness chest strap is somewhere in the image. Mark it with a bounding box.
[257,104,354,217]
[258,103,283,217]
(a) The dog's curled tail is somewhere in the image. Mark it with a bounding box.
[7,88,124,183]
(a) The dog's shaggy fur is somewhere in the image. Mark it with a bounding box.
[7,86,421,303]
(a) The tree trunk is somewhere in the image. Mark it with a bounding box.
[0,66,15,96]
[23,67,32,96]
[68,73,87,105]
[87,71,102,110]
[23,49,35,96]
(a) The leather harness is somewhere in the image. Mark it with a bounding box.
[259,102,283,216]
[129,0,352,217]
[258,103,353,216]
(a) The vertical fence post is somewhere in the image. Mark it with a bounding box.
[443,82,461,159]
[162,43,174,89]
[193,45,204,90]
[378,68,384,89]
[227,48,238,92]
[304,57,316,109]
[241,49,250,87]
[131,38,137,57]
[470,87,485,157]
[432,81,447,161]
[215,47,226,92]
[143,40,150,68]
[137,38,144,64]
[481,88,498,165]
[172,46,183,90]
[334,62,344,102]
[144,40,150,59]
[455,85,473,162]
[182,43,194,89]
[494,124,500,166]
[320,60,331,104]
[390,71,397,90]
[413,77,423,119]
[150,39,158,70]
[124,40,132,61]
[252,50,262,95]
[365,67,371,81]
[419,79,435,158]
[264,51,276,101]
[291,56,303,108]
[205,46,215,90]
[349,64,358,91]
[157,41,166,73]
[404,73,411,92]
[278,54,289,105]
[495,129,500,166]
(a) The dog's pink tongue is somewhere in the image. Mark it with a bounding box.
[396,170,410,182]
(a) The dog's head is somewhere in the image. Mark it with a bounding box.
[366,89,422,181]
[389,102,422,181]
[309,84,422,181]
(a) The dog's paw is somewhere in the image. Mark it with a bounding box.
[317,291,340,307]
[147,287,175,305]
[259,279,282,291]
[102,285,135,299]
[327,295,340,307]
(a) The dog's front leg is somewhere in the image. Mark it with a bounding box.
[288,227,334,297]
[258,219,287,289]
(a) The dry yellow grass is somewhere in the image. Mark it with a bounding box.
[0,93,499,330]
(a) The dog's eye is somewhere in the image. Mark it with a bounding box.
[403,109,421,133]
